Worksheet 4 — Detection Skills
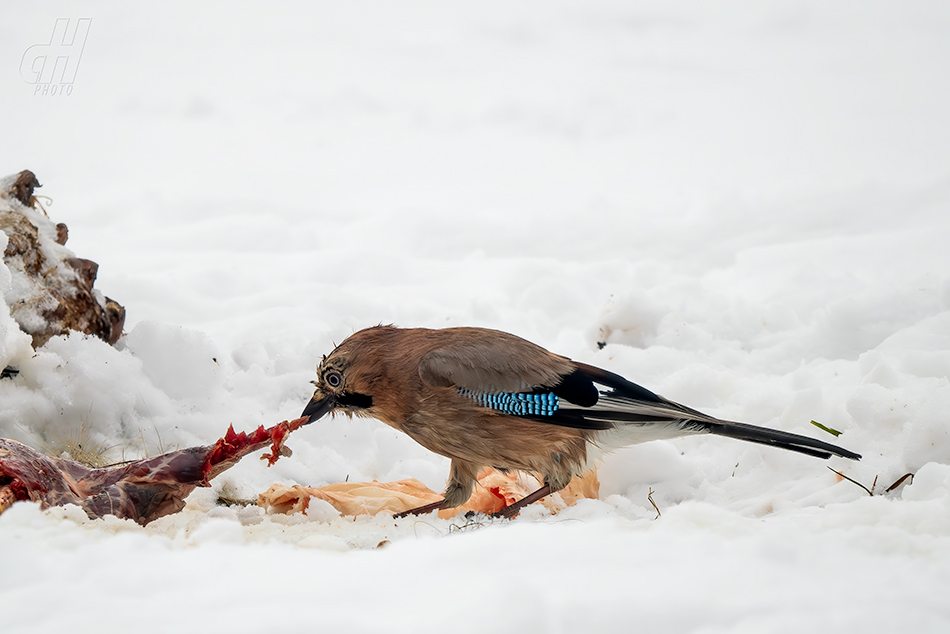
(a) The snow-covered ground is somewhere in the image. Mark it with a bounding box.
[3,2,950,631]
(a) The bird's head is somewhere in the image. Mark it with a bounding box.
[301,330,392,423]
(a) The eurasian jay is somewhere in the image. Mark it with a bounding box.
[302,325,861,518]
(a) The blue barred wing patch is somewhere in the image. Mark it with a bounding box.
[458,388,559,416]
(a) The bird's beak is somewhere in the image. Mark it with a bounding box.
[301,393,334,423]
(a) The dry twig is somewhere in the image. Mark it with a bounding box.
[647,487,661,519]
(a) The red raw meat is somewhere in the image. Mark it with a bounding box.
[0,417,308,525]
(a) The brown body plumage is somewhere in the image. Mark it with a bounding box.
[303,325,861,516]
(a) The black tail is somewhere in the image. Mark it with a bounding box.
[567,362,862,461]
[699,419,861,460]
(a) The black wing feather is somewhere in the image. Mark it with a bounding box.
[571,361,665,403]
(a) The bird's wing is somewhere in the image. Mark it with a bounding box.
[419,341,630,429]
[418,339,672,427]
[418,335,576,394]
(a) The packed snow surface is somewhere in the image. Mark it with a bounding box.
[3,2,950,632]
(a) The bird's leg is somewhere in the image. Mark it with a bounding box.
[395,484,556,520]
[394,459,475,519]
[492,484,553,519]
[394,499,446,518]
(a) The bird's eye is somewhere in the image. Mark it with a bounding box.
[325,370,342,388]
